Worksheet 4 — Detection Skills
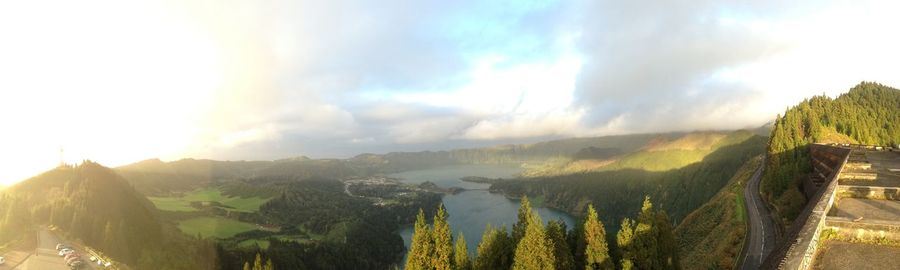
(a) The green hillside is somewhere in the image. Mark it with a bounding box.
[762,82,900,225]
[675,155,762,269]
[0,162,216,269]
[148,187,272,213]
[521,131,756,177]
[491,131,766,239]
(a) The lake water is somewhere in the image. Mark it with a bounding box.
[393,164,575,257]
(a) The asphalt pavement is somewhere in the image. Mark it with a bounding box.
[740,158,777,270]
[18,228,94,270]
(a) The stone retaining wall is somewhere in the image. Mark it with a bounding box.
[776,144,850,270]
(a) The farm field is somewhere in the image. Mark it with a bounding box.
[177,216,259,239]
[148,187,272,212]
[237,235,316,250]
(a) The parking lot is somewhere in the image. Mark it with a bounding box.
[18,229,94,270]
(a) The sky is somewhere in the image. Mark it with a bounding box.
[1,0,900,184]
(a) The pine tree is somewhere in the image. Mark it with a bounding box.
[432,205,453,270]
[512,196,534,244]
[475,225,513,270]
[655,211,679,270]
[243,262,251,270]
[406,209,434,270]
[632,196,659,269]
[572,219,586,270]
[265,258,274,270]
[547,219,574,270]
[454,232,471,270]
[616,218,635,270]
[253,253,263,270]
[512,208,555,270]
[583,204,612,270]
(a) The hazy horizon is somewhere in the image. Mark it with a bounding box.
[3,0,900,184]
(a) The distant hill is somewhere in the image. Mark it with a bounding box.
[762,82,900,225]
[357,133,663,172]
[117,133,667,195]
[491,130,766,236]
[117,157,370,195]
[522,131,760,176]
[0,162,215,269]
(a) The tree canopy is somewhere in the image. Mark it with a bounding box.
[763,82,900,223]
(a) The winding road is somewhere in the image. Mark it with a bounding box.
[740,157,777,270]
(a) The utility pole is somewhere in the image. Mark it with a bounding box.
[59,147,65,167]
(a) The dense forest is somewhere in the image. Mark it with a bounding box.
[405,196,679,270]
[206,178,440,270]
[492,131,765,238]
[762,82,900,224]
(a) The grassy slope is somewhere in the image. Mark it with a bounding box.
[148,187,272,213]
[523,131,756,176]
[492,131,766,233]
[177,216,258,239]
[675,155,762,270]
[602,131,755,171]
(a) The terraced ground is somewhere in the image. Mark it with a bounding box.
[812,149,900,269]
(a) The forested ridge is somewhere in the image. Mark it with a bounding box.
[762,82,900,224]
[117,157,370,195]
[0,162,217,269]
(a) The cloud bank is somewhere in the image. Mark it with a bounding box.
[2,0,900,182]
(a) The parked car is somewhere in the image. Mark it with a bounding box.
[65,253,80,262]
[56,243,71,250]
[59,248,75,256]
[69,259,85,269]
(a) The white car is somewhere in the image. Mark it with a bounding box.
[59,248,75,256]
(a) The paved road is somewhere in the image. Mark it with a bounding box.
[18,228,94,270]
[740,158,777,270]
